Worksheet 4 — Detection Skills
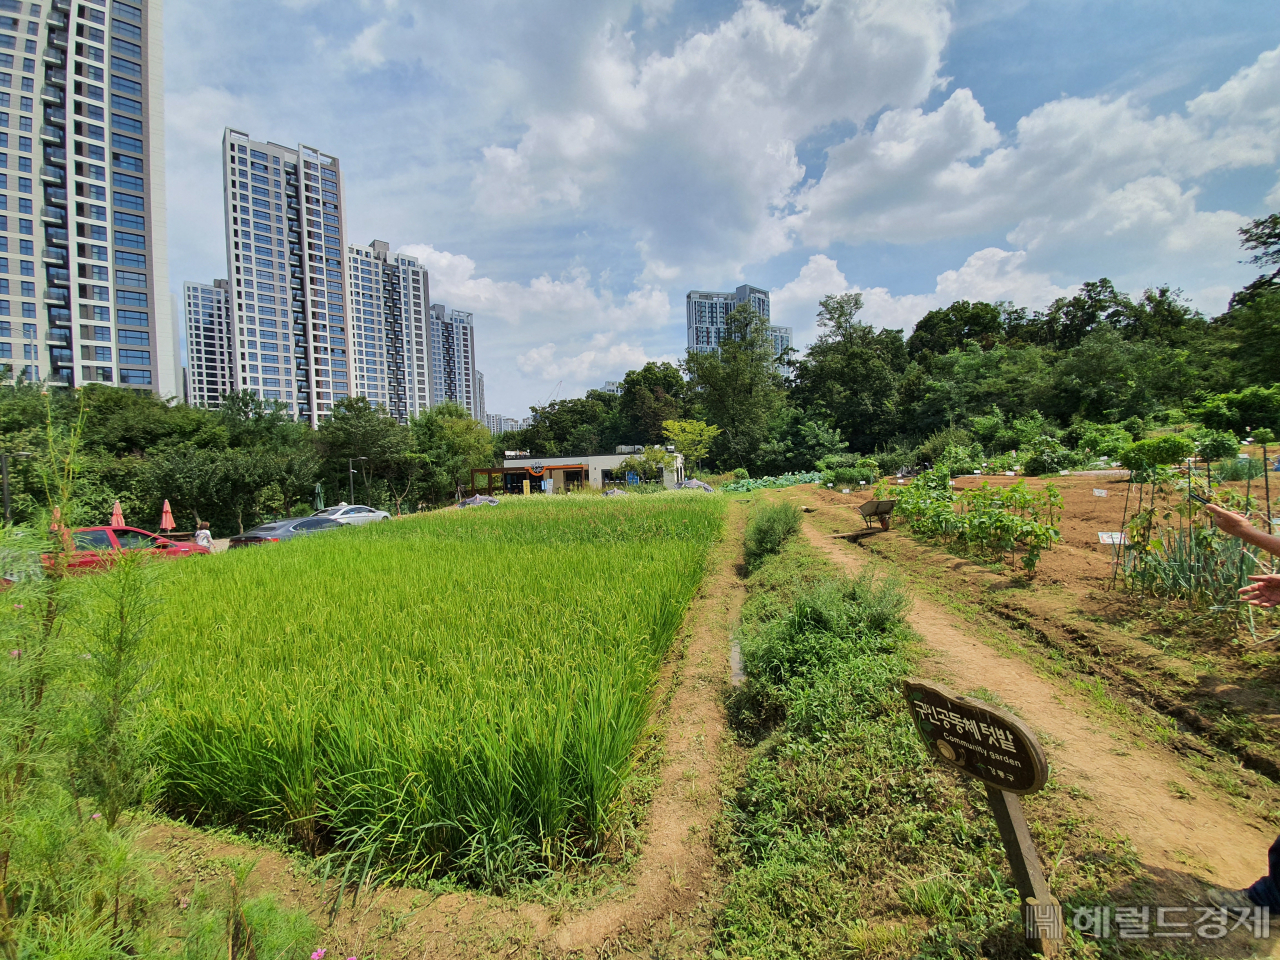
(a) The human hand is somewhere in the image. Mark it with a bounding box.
[1204,503,1252,536]
[1239,575,1280,609]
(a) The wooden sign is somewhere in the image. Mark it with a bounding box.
[903,679,1059,954]
[903,679,1049,794]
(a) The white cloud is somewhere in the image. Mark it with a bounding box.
[472,0,952,278]
[771,249,1073,347]
[399,243,675,407]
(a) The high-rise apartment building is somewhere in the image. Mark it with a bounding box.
[428,303,482,419]
[182,279,231,408]
[0,0,177,394]
[686,285,791,360]
[345,239,429,422]
[485,413,520,436]
[222,128,348,426]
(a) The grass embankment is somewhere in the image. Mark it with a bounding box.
[714,536,1145,959]
[149,493,724,887]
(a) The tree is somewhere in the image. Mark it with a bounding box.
[1225,292,1280,387]
[317,397,412,505]
[1232,212,1280,308]
[616,447,674,483]
[683,304,785,471]
[906,300,1004,360]
[619,363,686,445]
[411,402,495,502]
[789,294,908,453]
[661,419,720,470]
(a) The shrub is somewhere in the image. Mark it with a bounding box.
[1119,435,1196,471]
[1022,434,1075,475]
[819,466,876,488]
[743,503,802,571]
[936,441,984,475]
[1193,428,1240,463]
[732,467,750,481]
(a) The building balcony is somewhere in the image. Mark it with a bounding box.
[42,48,65,67]
[45,267,70,285]
[44,106,65,124]
[45,328,70,344]
[51,0,69,13]
[40,206,66,225]
[43,288,69,306]
[44,186,67,204]
[47,10,66,27]
[40,166,64,185]
[44,68,66,88]
[48,347,72,366]
[40,86,63,105]
[48,30,67,49]
[42,246,67,265]
[40,125,65,145]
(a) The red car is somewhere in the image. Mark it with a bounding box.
[55,526,211,572]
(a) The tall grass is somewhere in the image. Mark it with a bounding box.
[148,493,724,884]
[742,503,802,571]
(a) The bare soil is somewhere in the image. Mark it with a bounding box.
[142,502,749,959]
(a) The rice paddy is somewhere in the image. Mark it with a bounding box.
[148,492,724,882]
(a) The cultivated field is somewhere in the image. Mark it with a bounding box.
[148,493,724,881]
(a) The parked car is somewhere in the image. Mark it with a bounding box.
[229,516,345,548]
[310,504,391,525]
[56,526,211,573]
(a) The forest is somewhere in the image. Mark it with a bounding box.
[504,212,1280,474]
[0,213,1277,536]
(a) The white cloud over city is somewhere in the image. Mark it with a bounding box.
[162,0,1280,415]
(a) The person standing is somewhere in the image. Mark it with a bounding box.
[194,521,214,551]
[1204,503,1280,909]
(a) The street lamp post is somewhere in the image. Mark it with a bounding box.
[2,452,33,524]
[349,456,368,504]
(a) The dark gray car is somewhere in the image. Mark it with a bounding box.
[228,516,344,548]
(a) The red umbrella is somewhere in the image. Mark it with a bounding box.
[110,501,124,527]
[160,500,175,531]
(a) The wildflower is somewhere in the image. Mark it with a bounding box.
[8,650,19,658]
[179,897,190,910]
[91,813,101,820]
[312,951,326,960]
[12,604,22,610]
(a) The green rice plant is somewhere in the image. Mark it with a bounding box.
[148,493,724,886]
[742,503,802,571]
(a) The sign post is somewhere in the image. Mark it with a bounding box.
[902,679,1060,955]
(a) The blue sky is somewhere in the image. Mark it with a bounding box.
[163,0,1280,417]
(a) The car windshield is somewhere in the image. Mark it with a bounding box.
[314,508,342,516]
[244,524,285,536]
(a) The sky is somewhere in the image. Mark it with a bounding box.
[162,0,1280,417]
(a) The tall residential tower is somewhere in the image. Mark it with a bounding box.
[0,0,176,393]
[686,285,791,359]
[221,128,347,426]
[345,239,429,422]
[428,303,482,419]
[182,278,231,408]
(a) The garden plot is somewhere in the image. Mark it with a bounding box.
[149,493,724,881]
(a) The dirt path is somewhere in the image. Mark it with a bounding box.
[802,521,1274,893]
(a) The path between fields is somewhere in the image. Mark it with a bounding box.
[802,521,1273,894]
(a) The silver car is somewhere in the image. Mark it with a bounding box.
[229,516,344,548]
[311,504,392,525]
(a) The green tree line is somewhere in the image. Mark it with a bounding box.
[498,212,1280,475]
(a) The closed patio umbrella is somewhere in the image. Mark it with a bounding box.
[110,501,124,527]
[160,500,175,531]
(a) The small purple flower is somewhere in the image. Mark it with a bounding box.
[8,650,19,659]
[12,604,22,610]
[91,813,101,820]
[311,951,326,960]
